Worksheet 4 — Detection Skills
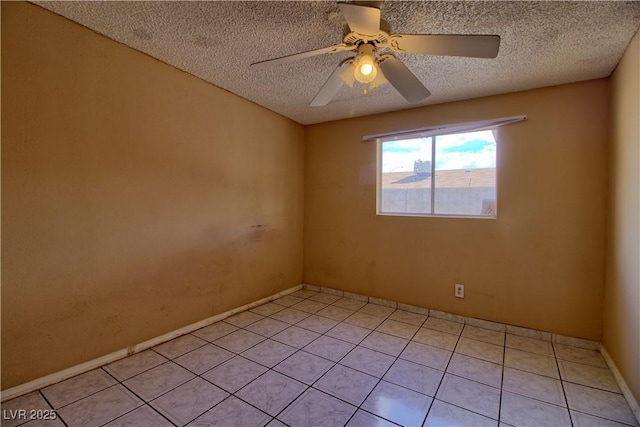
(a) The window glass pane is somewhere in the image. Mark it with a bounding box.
[380,138,432,214]
[434,130,496,216]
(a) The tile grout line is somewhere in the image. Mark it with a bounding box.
[426,323,508,424]
[502,338,629,400]
[146,295,490,426]
[44,309,499,427]
[497,327,506,425]
[107,311,297,427]
[39,369,142,425]
[263,292,416,425]
[99,365,179,427]
[436,326,610,423]
[108,310,282,425]
[340,310,417,426]
[200,289,366,425]
[427,322,473,424]
[553,342,575,427]
[17,288,633,427]
[193,322,304,425]
[37,390,70,427]
[221,291,322,424]
[265,290,394,424]
[278,295,385,424]
[448,329,589,422]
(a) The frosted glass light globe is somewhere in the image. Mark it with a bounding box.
[354,54,377,83]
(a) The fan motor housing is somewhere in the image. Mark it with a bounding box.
[342,18,391,47]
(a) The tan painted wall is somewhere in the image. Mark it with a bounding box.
[305,80,610,340]
[604,29,640,403]
[1,2,304,389]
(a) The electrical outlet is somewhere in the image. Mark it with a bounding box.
[455,284,465,298]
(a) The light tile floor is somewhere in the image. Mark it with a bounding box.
[3,289,638,427]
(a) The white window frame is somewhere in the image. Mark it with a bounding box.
[369,115,526,219]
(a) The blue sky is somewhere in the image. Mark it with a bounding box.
[382,130,496,173]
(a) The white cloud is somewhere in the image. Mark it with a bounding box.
[382,131,496,173]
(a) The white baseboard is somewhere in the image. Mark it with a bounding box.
[0,284,302,402]
[600,345,640,425]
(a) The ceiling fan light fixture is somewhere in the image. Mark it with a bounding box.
[371,69,387,87]
[355,55,377,83]
[353,44,378,84]
[338,62,356,87]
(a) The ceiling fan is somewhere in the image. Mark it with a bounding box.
[251,2,500,107]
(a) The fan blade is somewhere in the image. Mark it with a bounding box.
[389,34,500,58]
[310,62,351,107]
[338,3,380,36]
[378,55,430,103]
[251,43,355,68]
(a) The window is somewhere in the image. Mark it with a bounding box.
[371,116,525,218]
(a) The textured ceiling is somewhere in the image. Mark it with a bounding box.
[35,1,640,125]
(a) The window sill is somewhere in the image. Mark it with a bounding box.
[376,212,497,220]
